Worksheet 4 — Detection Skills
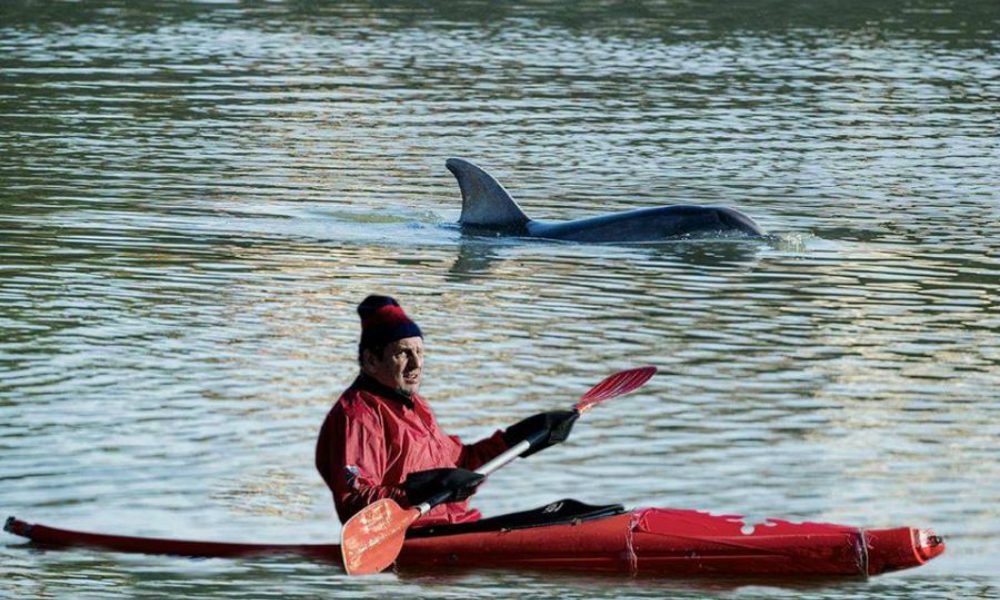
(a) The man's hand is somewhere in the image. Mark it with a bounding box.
[402,467,485,506]
[502,410,579,458]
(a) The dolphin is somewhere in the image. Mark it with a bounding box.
[445,158,765,242]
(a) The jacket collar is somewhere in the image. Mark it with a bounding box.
[352,372,416,409]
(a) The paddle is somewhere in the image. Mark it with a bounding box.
[340,366,657,575]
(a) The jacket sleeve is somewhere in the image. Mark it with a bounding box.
[452,429,509,471]
[316,402,409,524]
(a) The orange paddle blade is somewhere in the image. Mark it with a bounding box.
[341,499,420,575]
[574,366,657,413]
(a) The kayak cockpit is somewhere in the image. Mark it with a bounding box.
[407,499,625,539]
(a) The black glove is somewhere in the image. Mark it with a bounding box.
[502,409,579,458]
[402,467,485,507]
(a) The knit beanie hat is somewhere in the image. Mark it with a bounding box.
[357,295,423,353]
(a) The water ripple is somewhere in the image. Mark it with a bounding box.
[2,1,999,597]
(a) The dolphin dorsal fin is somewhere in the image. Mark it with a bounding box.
[446,158,530,229]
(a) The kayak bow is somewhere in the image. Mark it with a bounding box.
[5,501,944,578]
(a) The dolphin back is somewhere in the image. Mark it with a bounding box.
[446,158,530,231]
[527,205,765,242]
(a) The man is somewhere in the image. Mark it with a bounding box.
[316,295,578,526]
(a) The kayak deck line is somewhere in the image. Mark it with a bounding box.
[4,504,945,578]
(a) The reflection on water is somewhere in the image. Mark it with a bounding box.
[448,234,766,282]
[1,0,998,598]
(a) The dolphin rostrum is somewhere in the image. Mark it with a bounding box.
[446,158,765,242]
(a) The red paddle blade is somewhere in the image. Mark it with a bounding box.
[341,499,420,575]
[574,366,657,413]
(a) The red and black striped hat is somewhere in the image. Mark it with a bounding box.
[357,295,423,351]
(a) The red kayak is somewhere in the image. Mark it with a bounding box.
[4,499,943,578]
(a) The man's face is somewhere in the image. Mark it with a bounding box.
[364,336,424,396]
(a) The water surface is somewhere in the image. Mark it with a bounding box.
[1,1,998,598]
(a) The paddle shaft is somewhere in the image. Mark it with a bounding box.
[414,430,546,515]
[413,367,658,514]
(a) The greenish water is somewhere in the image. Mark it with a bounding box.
[1,1,998,598]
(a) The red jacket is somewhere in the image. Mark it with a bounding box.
[316,375,509,526]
